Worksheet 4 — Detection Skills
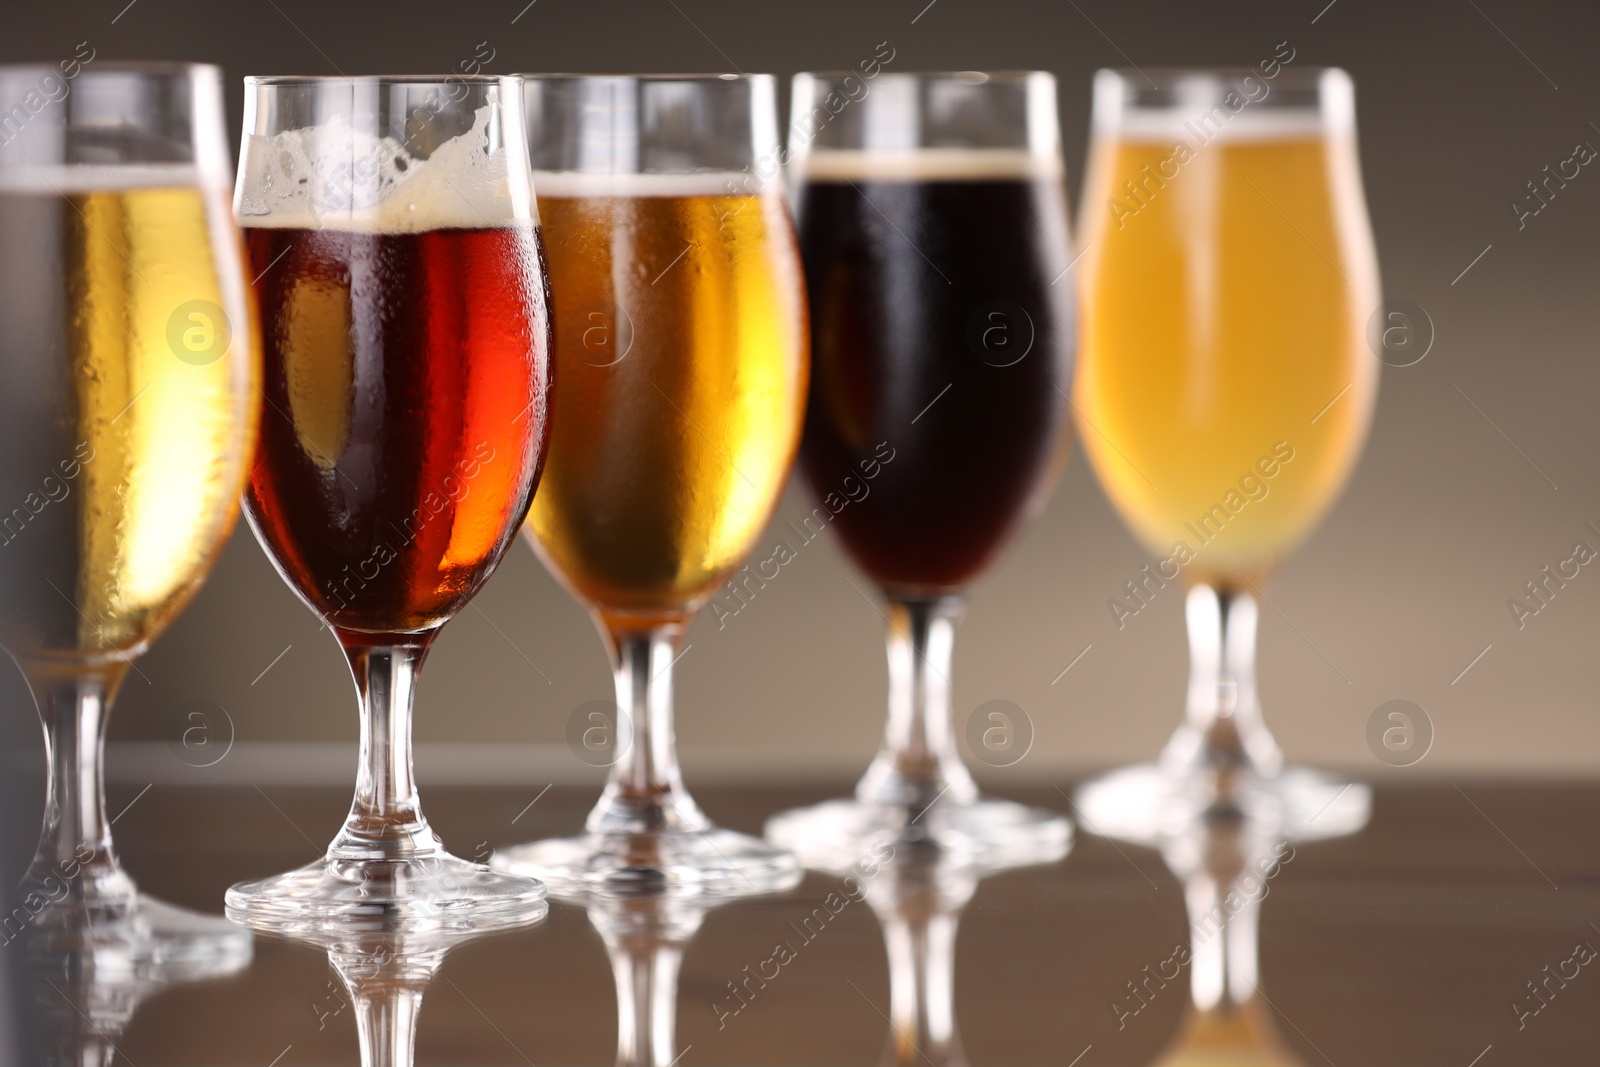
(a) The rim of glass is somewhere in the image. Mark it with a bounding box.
[244,74,516,87]
[1098,66,1348,89]
[797,69,1050,82]
[516,72,772,84]
[0,60,219,78]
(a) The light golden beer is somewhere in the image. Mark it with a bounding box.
[526,175,807,622]
[1075,125,1378,584]
[0,175,257,660]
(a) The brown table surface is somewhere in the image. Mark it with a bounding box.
[20,780,1600,1065]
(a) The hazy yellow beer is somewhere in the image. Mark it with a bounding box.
[526,175,808,621]
[1075,72,1379,584]
[0,175,257,659]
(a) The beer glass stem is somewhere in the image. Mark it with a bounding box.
[857,595,978,811]
[331,637,441,860]
[588,621,709,835]
[1183,866,1261,1014]
[1161,584,1284,780]
[23,662,132,904]
[881,909,964,1067]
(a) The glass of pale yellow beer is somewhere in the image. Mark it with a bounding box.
[0,64,256,970]
[1073,67,1379,842]
[490,75,807,895]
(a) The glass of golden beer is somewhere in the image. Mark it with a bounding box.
[763,72,1076,865]
[490,75,807,895]
[1073,68,1379,840]
[224,76,552,931]
[0,64,256,969]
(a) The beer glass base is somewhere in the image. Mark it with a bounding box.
[491,828,802,898]
[20,893,253,978]
[1073,762,1371,847]
[764,795,1073,870]
[224,854,549,934]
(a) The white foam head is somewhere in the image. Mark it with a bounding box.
[0,163,210,194]
[1092,68,1353,144]
[1102,108,1336,143]
[791,147,1064,182]
[236,104,530,231]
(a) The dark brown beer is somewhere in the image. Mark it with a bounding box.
[243,224,553,635]
[794,154,1076,594]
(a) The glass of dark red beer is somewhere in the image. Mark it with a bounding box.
[224,75,553,931]
[765,71,1077,865]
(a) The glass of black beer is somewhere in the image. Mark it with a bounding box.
[764,72,1077,864]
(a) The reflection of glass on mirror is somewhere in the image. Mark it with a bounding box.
[781,832,1069,1067]
[15,908,251,1066]
[586,893,726,1067]
[280,916,543,1067]
[1146,812,1312,1067]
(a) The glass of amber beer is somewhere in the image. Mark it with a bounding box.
[0,63,255,968]
[224,76,552,930]
[763,72,1077,864]
[490,75,807,895]
[1073,68,1379,840]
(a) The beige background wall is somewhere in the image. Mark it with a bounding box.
[4,0,1600,786]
